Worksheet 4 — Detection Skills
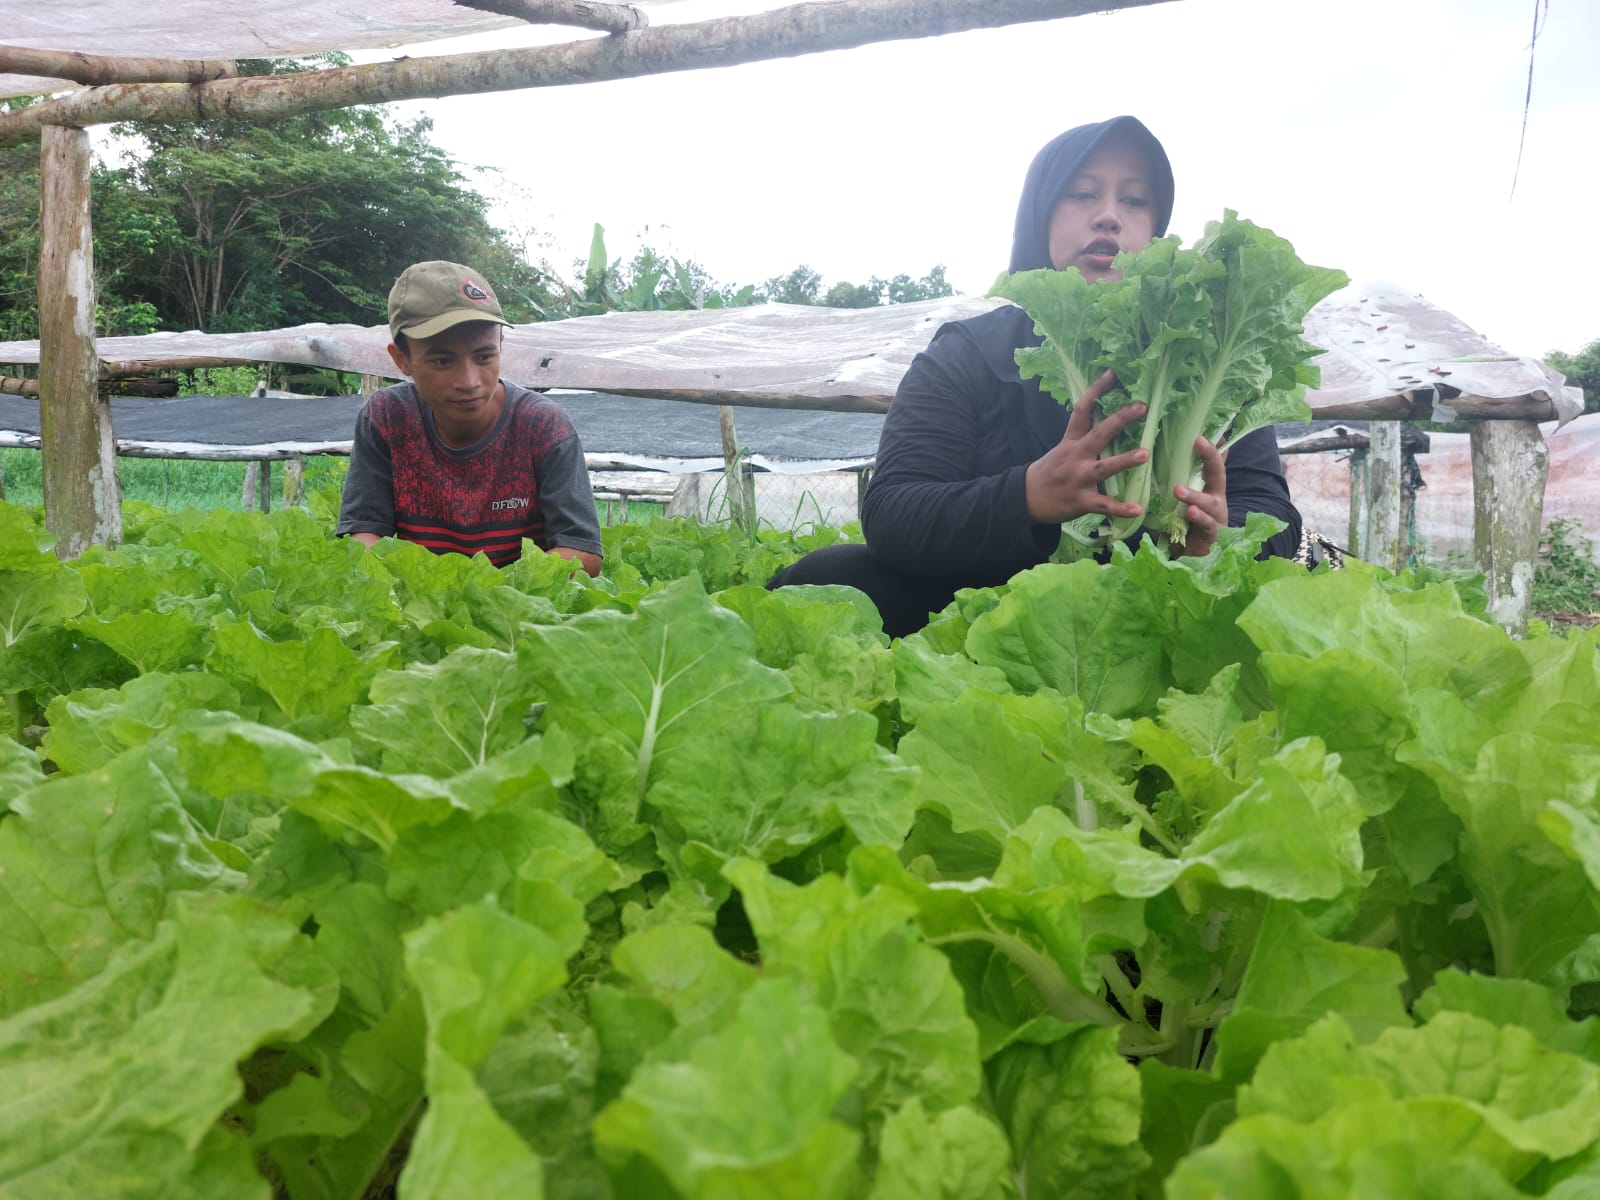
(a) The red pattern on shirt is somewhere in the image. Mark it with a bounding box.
[367,386,574,566]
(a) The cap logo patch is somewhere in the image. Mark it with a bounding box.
[461,280,490,302]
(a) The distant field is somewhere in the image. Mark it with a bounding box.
[0,448,662,524]
[0,449,351,512]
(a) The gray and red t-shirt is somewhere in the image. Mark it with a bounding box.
[336,380,602,567]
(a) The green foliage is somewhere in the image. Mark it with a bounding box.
[770,263,954,309]
[552,225,759,318]
[1,432,1597,1194]
[1547,338,1599,416]
[78,57,556,335]
[1533,518,1600,622]
[0,100,43,342]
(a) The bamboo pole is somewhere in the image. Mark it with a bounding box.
[0,0,1172,144]
[37,124,121,557]
[455,0,648,34]
[0,45,235,87]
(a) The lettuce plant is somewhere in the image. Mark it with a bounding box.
[995,211,1347,552]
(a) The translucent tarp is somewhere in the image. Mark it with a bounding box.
[0,0,524,98]
[0,289,1584,423]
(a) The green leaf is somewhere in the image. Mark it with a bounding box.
[987,1024,1150,1198]
[0,733,44,811]
[868,1099,1012,1200]
[516,578,792,844]
[1215,903,1410,1082]
[0,746,246,1016]
[0,894,335,1198]
[349,646,544,777]
[728,860,982,1118]
[1181,738,1367,902]
[41,672,242,775]
[898,690,1071,847]
[650,705,916,875]
[592,977,863,1198]
[208,620,398,727]
[1397,728,1600,981]
[717,583,893,714]
[966,562,1167,718]
[399,902,575,1199]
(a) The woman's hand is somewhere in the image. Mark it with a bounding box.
[1171,435,1228,557]
[1023,370,1151,524]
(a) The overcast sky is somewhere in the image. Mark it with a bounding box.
[362,0,1597,359]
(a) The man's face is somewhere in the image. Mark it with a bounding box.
[1045,133,1160,283]
[388,322,504,442]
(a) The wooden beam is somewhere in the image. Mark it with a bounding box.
[1471,419,1548,637]
[0,0,1173,143]
[0,45,235,87]
[100,356,253,377]
[455,0,648,35]
[0,376,40,398]
[37,124,121,557]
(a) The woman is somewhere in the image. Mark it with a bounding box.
[768,116,1302,637]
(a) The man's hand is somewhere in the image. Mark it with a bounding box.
[553,546,602,577]
[1023,370,1150,524]
[1171,436,1228,558]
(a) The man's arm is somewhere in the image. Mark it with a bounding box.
[335,406,398,542]
[535,429,605,576]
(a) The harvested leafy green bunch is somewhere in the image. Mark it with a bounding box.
[994,211,1348,553]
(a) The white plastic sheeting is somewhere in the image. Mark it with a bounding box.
[0,1,535,98]
[1303,280,1583,425]
[0,289,1584,420]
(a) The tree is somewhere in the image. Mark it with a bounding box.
[759,265,824,306]
[88,57,556,334]
[0,98,44,341]
[1547,338,1599,416]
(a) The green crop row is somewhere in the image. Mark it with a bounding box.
[0,503,1596,1198]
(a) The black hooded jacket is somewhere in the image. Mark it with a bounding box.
[860,116,1302,581]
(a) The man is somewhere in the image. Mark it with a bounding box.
[336,260,602,574]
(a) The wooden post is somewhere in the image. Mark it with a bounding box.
[1363,422,1402,572]
[284,457,306,506]
[1470,418,1548,637]
[718,405,749,533]
[1346,448,1365,556]
[38,124,121,557]
[856,466,872,522]
[360,374,381,399]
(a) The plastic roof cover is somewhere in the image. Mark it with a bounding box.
[0,1,529,99]
[0,286,1583,423]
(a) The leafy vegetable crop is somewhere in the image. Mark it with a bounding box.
[993,211,1348,552]
[1,500,1597,1198]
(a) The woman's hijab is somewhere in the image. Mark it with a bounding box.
[1008,116,1175,273]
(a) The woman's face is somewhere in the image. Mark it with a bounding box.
[1045,134,1159,282]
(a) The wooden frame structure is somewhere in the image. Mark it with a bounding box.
[3,0,1582,634]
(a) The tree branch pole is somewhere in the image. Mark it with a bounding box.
[0,45,235,87]
[455,0,648,35]
[0,376,40,398]
[0,0,1173,144]
[37,125,122,557]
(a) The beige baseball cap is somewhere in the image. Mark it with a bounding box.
[387,260,512,341]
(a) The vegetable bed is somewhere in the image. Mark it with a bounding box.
[1,502,1598,1199]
